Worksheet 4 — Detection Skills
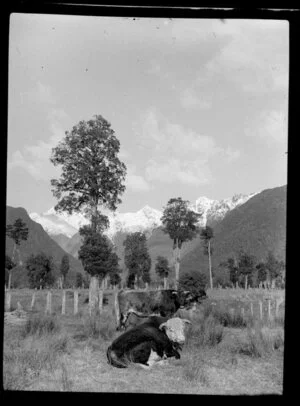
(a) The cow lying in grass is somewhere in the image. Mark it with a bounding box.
[107,317,191,368]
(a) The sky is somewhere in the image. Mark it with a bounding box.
[7,14,289,215]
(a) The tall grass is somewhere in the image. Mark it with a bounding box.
[21,314,61,337]
[81,311,116,341]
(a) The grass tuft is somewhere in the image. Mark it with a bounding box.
[22,314,61,337]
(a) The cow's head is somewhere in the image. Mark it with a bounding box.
[176,289,207,308]
[159,317,191,345]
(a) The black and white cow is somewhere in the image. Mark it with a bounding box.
[115,289,206,330]
[107,317,191,368]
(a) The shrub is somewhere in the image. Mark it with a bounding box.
[179,270,208,298]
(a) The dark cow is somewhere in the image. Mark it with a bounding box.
[107,317,191,368]
[115,289,206,330]
[124,312,169,331]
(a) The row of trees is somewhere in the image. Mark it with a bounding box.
[5,115,285,297]
[218,250,285,289]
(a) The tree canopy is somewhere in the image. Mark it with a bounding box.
[6,218,29,246]
[26,252,55,289]
[161,197,201,248]
[155,256,171,279]
[78,230,120,281]
[123,232,151,287]
[50,115,127,231]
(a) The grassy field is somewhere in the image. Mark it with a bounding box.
[3,288,285,394]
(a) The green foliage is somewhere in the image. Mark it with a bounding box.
[6,218,29,245]
[50,115,127,230]
[200,226,214,255]
[78,230,120,279]
[6,254,16,271]
[155,255,171,278]
[179,270,208,295]
[26,252,56,289]
[123,232,151,287]
[75,272,84,288]
[161,197,201,247]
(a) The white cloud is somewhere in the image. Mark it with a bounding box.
[125,164,151,192]
[181,88,211,110]
[139,108,219,158]
[137,109,239,186]
[200,20,289,94]
[245,109,288,146]
[145,158,211,186]
[8,109,69,181]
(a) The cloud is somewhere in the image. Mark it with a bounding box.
[139,108,219,158]
[181,88,211,110]
[245,109,288,146]
[137,109,239,186]
[124,164,151,192]
[8,109,69,181]
[199,20,289,94]
[145,158,211,186]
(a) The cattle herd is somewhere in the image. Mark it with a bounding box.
[106,288,207,368]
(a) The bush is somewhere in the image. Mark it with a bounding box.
[179,270,208,298]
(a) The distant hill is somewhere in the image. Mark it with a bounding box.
[180,185,287,278]
[6,206,84,287]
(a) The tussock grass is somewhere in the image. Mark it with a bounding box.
[186,314,224,348]
[81,311,116,341]
[232,323,284,358]
[21,314,61,337]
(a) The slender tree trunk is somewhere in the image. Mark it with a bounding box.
[245,274,248,290]
[208,240,213,289]
[174,240,181,290]
[89,276,99,315]
[163,276,168,290]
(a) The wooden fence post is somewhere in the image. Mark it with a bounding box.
[241,307,245,319]
[250,302,254,317]
[99,279,104,313]
[45,291,52,315]
[62,290,66,315]
[74,290,78,315]
[5,290,11,312]
[268,299,272,321]
[259,301,263,320]
[114,288,120,328]
[30,292,36,311]
[163,277,168,290]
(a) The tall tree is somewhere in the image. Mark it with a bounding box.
[161,197,201,289]
[265,251,282,286]
[60,254,70,288]
[200,226,214,289]
[5,255,16,288]
[256,262,268,286]
[123,232,151,289]
[6,218,29,289]
[220,257,239,287]
[238,250,256,289]
[155,256,171,289]
[78,229,120,282]
[26,252,55,289]
[50,115,126,308]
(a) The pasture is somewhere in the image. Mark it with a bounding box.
[3,288,285,394]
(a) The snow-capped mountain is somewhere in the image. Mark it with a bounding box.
[29,205,163,239]
[29,192,257,241]
[191,193,258,227]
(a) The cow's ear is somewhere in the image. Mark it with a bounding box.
[159,322,167,331]
[171,291,178,296]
